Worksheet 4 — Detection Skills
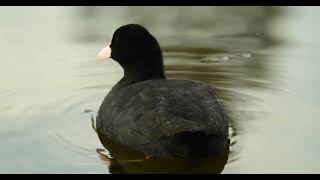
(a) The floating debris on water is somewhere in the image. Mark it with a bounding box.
[240,52,252,58]
[83,109,93,113]
[201,54,231,63]
[201,52,252,63]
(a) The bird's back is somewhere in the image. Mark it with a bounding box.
[97,79,229,158]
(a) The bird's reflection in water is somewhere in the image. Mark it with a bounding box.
[96,134,230,174]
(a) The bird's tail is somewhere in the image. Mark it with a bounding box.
[176,130,228,158]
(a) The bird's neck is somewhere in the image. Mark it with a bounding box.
[113,57,166,90]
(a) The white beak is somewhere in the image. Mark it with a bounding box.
[96,44,112,60]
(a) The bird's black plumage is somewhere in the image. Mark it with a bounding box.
[96,24,229,158]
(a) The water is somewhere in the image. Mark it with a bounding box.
[0,6,319,173]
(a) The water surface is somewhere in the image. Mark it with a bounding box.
[0,6,319,173]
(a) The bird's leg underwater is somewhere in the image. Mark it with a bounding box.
[96,148,157,168]
[96,148,112,166]
[144,155,157,160]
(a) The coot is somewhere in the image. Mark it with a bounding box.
[96,24,229,158]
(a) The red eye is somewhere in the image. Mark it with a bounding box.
[111,37,119,46]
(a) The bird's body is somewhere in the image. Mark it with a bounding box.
[97,79,229,158]
[96,24,229,158]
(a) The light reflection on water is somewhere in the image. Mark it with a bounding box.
[0,6,319,173]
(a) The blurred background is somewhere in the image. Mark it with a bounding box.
[0,6,319,173]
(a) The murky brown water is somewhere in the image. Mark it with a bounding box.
[1,6,320,173]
